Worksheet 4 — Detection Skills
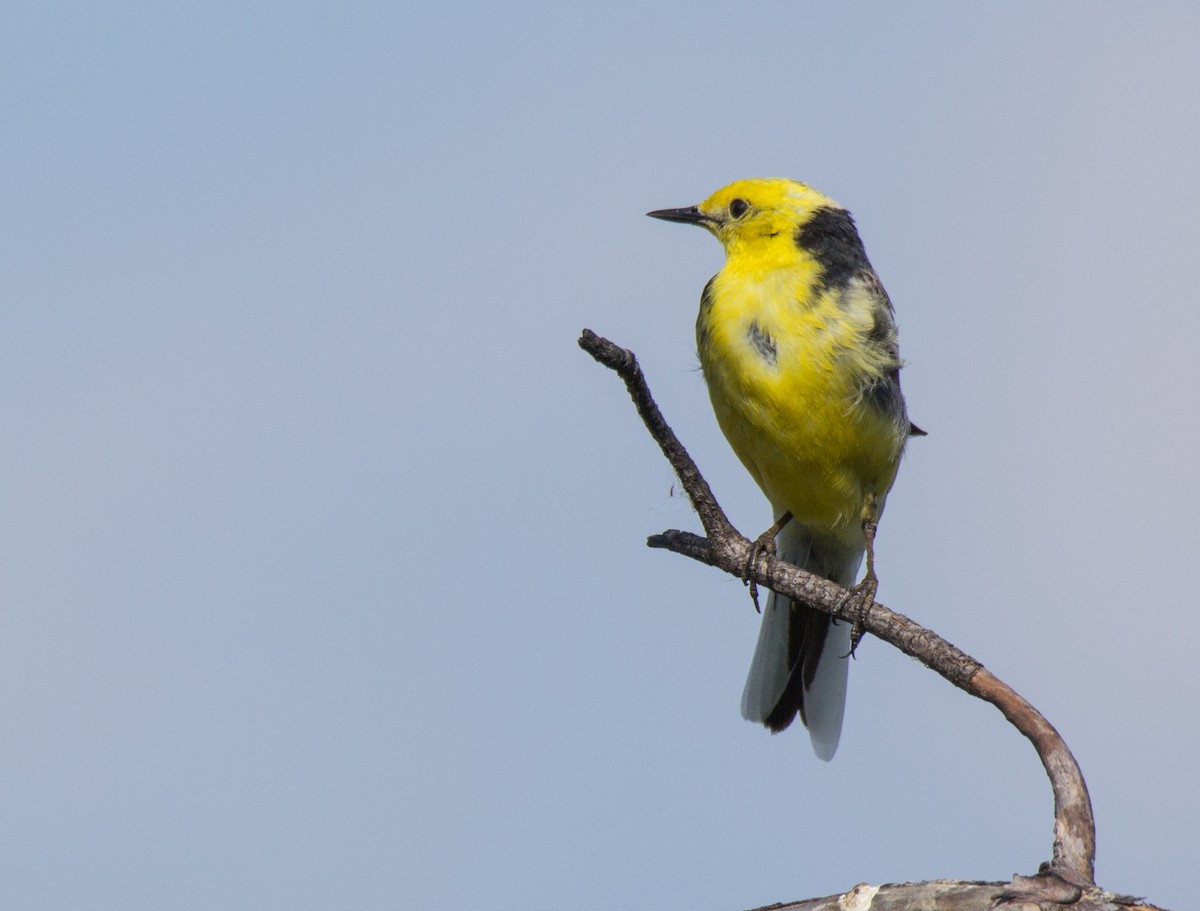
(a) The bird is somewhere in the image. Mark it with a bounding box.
[648,178,921,760]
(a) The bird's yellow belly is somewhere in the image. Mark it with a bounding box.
[699,299,902,542]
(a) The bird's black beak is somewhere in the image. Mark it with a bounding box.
[646,205,712,225]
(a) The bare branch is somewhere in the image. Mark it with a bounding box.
[578,329,736,542]
[745,879,1161,911]
[580,330,1100,897]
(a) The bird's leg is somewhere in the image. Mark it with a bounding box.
[745,511,792,613]
[842,496,880,658]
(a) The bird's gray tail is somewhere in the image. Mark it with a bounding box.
[740,520,863,761]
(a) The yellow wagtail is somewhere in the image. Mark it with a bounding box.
[649,178,922,760]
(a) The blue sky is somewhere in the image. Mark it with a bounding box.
[2,3,1197,909]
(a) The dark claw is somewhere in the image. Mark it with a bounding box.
[842,575,878,659]
[743,512,791,615]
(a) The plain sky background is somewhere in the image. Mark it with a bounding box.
[2,3,1197,909]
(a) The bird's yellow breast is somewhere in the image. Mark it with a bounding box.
[698,264,903,542]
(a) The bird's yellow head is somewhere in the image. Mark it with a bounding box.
[648,178,838,259]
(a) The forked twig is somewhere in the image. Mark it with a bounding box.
[579,328,1097,894]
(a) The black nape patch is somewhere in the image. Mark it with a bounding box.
[795,207,870,292]
[748,321,777,365]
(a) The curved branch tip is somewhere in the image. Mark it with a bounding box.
[579,332,1097,889]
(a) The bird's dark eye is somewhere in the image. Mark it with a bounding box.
[729,198,749,219]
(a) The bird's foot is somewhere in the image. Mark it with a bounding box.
[841,509,881,657]
[744,511,791,613]
[839,572,878,659]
